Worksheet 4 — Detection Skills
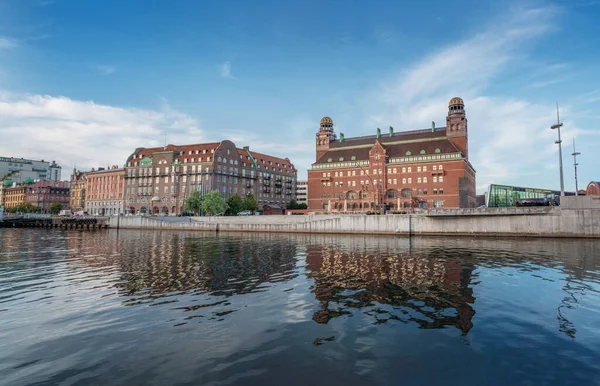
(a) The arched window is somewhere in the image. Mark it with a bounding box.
[351,156,356,161]
[406,151,411,156]
[339,157,344,162]
[435,148,441,153]
[420,150,426,155]
[386,189,399,198]
[401,188,412,198]
[327,158,332,163]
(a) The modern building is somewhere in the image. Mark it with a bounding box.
[0,157,62,183]
[485,184,575,207]
[296,180,308,207]
[2,180,70,212]
[85,166,126,216]
[308,97,476,212]
[69,169,87,212]
[124,141,297,215]
[586,181,600,196]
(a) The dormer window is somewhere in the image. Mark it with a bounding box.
[406,151,411,156]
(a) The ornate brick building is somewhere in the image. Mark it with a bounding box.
[308,97,476,211]
[85,166,126,216]
[124,141,297,215]
[69,169,87,212]
[586,181,600,196]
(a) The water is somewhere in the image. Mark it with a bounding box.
[1,229,600,386]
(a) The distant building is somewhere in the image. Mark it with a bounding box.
[308,97,476,212]
[2,180,70,213]
[85,166,126,216]
[486,184,575,207]
[124,141,297,215]
[0,157,61,183]
[296,180,308,207]
[69,169,87,212]
[586,181,600,196]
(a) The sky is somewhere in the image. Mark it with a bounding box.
[0,0,599,193]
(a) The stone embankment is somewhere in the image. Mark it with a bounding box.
[110,197,600,238]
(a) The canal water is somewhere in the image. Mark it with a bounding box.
[1,229,599,386]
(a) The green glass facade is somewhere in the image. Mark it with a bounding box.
[486,184,574,207]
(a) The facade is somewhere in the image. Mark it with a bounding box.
[0,157,61,183]
[486,184,575,207]
[2,180,70,212]
[85,166,126,216]
[308,97,476,212]
[296,180,308,206]
[124,141,297,215]
[586,181,600,196]
[69,169,87,212]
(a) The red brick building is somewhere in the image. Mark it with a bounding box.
[308,97,476,212]
[3,180,70,212]
[124,141,297,215]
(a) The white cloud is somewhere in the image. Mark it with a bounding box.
[0,92,205,178]
[368,5,594,192]
[220,61,233,78]
[96,65,115,75]
[0,37,17,49]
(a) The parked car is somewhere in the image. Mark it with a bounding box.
[237,210,252,216]
[515,198,554,207]
[75,210,89,216]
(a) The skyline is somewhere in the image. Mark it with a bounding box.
[1,0,599,193]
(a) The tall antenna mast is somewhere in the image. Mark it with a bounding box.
[550,102,565,196]
[572,138,581,196]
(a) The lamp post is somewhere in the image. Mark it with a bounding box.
[572,138,581,196]
[551,103,565,197]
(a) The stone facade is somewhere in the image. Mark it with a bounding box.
[308,97,476,212]
[85,167,125,216]
[124,141,297,215]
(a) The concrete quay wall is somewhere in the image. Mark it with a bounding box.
[110,206,600,238]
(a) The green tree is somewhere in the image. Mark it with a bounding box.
[202,190,228,216]
[286,199,299,210]
[226,194,244,216]
[18,203,41,213]
[297,203,308,210]
[243,193,258,213]
[184,189,203,215]
[48,203,63,215]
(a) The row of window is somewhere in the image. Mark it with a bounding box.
[323,164,445,179]
[324,175,445,188]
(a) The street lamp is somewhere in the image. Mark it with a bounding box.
[572,138,581,196]
[550,103,565,197]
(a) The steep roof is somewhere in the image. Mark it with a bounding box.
[314,127,462,165]
[237,148,297,175]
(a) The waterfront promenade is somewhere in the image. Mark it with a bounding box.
[110,197,600,238]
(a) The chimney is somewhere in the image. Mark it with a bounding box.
[389,126,394,136]
[243,146,250,151]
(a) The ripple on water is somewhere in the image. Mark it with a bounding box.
[0,229,600,385]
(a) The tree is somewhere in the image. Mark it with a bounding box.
[184,189,203,215]
[286,199,299,210]
[17,203,41,213]
[202,190,228,216]
[243,193,258,213]
[297,203,308,210]
[49,203,63,215]
[226,194,244,216]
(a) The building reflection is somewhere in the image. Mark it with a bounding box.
[305,242,477,335]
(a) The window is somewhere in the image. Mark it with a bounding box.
[373,169,377,175]
[420,150,426,155]
[433,176,438,183]
[406,151,411,156]
[361,170,365,176]
[439,165,443,170]
[423,189,428,195]
[439,176,444,183]
[434,200,444,208]
[379,169,382,174]
[322,172,326,177]
[335,172,338,177]
[417,189,422,195]
[423,166,427,172]
[393,168,397,173]
[408,178,412,184]
[352,171,356,176]
[439,188,444,194]
[433,189,438,195]
[347,171,351,177]
[388,178,392,184]
[433,165,437,171]
[402,178,406,184]
[352,181,356,187]
[417,177,422,183]
[393,178,397,184]
[407,167,412,173]
[402,167,406,173]
[423,177,427,183]
[417,166,422,172]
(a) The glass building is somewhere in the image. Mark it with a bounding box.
[486,184,575,207]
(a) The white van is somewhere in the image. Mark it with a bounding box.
[58,210,72,217]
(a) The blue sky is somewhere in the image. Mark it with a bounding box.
[0,0,599,193]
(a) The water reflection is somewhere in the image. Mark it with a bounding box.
[1,229,600,385]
